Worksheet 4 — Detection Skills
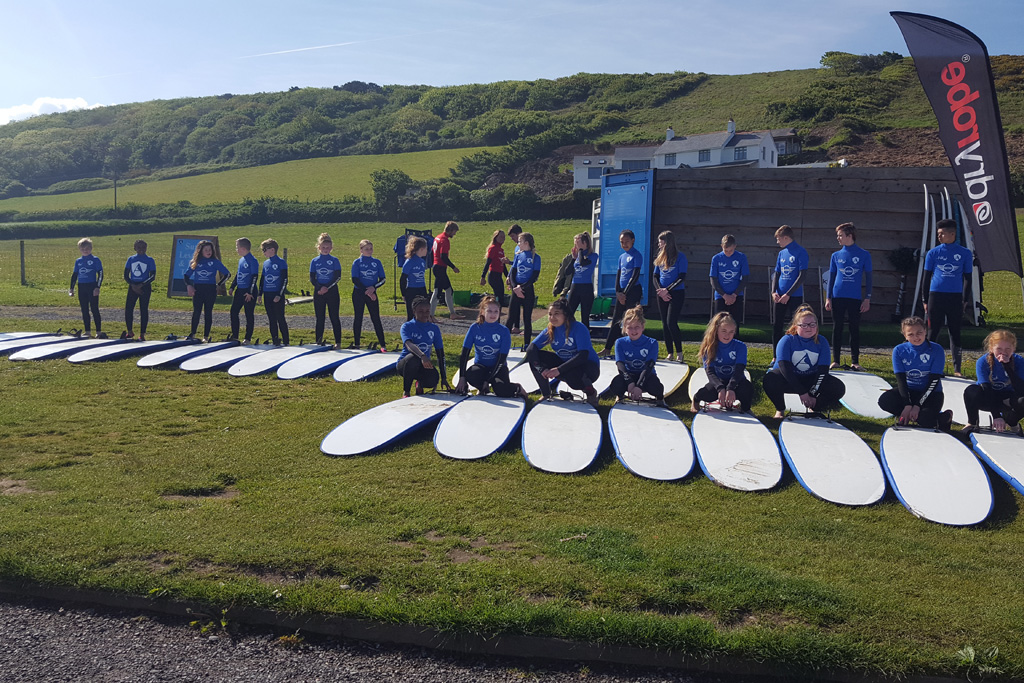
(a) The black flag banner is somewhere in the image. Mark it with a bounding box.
[892,11,1022,276]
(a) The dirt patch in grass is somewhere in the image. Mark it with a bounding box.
[0,479,38,495]
[447,549,492,564]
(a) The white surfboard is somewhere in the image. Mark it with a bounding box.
[0,331,49,341]
[433,396,526,460]
[332,351,398,382]
[10,337,123,361]
[687,367,752,406]
[880,427,992,526]
[607,403,694,481]
[451,351,526,392]
[691,410,782,491]
[778,417,886,506]
[68,338,198,364]
[138,340,238,368]
[970,430,1024,498]
[179,344,275,372]
[940,377,973,426]
[278,348,371,380]
[507,355,541,394]
[0,334,84,356]
[521,399,602,474]
[830,370,892,420]
[321,393,466,456]
[228,343,328,377]
[657,361,691,398]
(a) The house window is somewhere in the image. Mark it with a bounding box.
[588,168,603,179]
[776,142,787,155]
[698,149,710,163]
[621,160,650,171]
[664,153,676,166]
[734,147,747,161]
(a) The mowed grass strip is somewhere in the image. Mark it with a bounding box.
[0,147,499,213]
[1,317,1022,678]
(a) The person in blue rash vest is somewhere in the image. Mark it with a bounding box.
[763,304,845,419]
[183,240,230,342]
[770,224,809,354]
[601,230,643,355]
[259,238,289,346]
[825,222,872,370]
[69,237,105,338]
[123,239,155,340]
[877,316,952,431]
[653,230,687,362]
[456,295,528,399]
[526,297,600,407]
[350,239,387,352]
[604,305,665,406]
[400,237,429,322]
[709,234,749,335]
[692,312,753,413]
[505,232,542,347]
[398,296,449,397]
[963,329,1024,435]
[228,237,260,344]
[310,233,343,348]
[922,218,973,376]
[566,232,598,329]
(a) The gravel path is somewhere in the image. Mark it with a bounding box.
[0,595,766,683]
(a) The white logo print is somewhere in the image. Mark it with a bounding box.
[131,262,149,278]
[852,257,860,264]
[839,266,858,278]
[720,269,738,282]
[954,254,962,261]
[779,264,796,278]
[640,349,648,357]
[197,269,212,279]
[428,331,435,340]
[360,267,377,279]
[732,260,738,267]
[791,350,819,372]
[919,354,930,364]
[936,263,959,276]
[492,334,501,343]
[317,267,332,278]
[729,351,737,360]
[265,274,280,286]
[788,256,795,263]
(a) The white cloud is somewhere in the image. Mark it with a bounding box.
[0,97,104,126]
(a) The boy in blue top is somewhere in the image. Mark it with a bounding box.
[922,219,973,375]
[259,238,289,346]
[692,312,753,412]
[351,239,387,352]
[763,305,845,418]
[505,232,542,346]
[526,297,600,407]
[69,238,105,338]
[606,305,665,405]
[770,224,809,352]
[123,239,156,340]
[878,316,952,430]
[653,230,687,362]
[229,238,261,343]
[601,230,644,355]
[310,233,343,348]
[963,329,1024,435]
[456,296,527,399]
[709,234,749,334]
[398,296,449,397]
[400,237,429,321]
[825,222,872,370]
[183,240,230,341]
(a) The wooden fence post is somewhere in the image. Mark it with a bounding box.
[20,240,26,286]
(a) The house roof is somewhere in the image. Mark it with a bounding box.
[613,146,659,161]
[654,131,732,155]
[724,132,771,148]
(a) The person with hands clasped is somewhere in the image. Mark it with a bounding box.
[183,240,230,342]
[922,218,973,376]
[456,296,528,399]
[825,222,872,370]
[228,238,260,344]
[763,305,845,419]
[505,232,542,347]
[310,233,343,348]
[692,312,753,412]
[69,237,105,338]
[962,329,1024,435]
[400,237,429,322]
[653,230,687,362]
[526,298,601,407]
[770,225,809,352]
[564,232,599,329]
[601,230,643,355]
[351,239,387,352]
[877,316,952,430]
[606,305,665,406]
[709,234,749,334]
[397,297,449,397]
[259,239,289,346]
[123,240,155,340]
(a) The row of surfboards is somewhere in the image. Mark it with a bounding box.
[3,330,1022,527]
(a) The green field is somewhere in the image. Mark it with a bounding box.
[0,147,498,214]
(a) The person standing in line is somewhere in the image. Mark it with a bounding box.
[123,240,155,340]
[228,238,260,344]
[430,221,462,320]
[400,237,429,321]
[601,230,643,356]
[922,218,973,376]
[709,234,749,335]
[505,232,542,348]
[653,230,687,362]
[565,233,599,330]
[350,239,388,352]
[310,233,343,349]
[259,239,289,346]
[770,224,809,354]
[183,240,229,342]
[69,238,105,338]
[825,222,872,370]
[877,316,952,430]
[480,230,509,315]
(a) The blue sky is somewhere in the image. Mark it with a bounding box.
[1,0,1019,125]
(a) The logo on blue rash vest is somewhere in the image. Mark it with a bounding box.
[839,266,858,278]
[919,354,931,364]
[791,350,818,372]
[853,257,860,264]
[265,274,280,286]
[640,348,649,357]
[360,267,377,279]
[317,267,332,278]
[954,254,962,261]
[492,334,501,343]
[197,269,212,279]
[478,345,498,358]
[779,264,796,278]
[788,256,795,263]
[131,262,148,278]
[80,267,93,277]
[427,331,435,340]
[729,351,737,360]
[907,368,926,381]
[720,269,738,282]
[936,263,959,276]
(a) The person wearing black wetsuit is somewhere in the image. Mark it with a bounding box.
[123,239,156,340]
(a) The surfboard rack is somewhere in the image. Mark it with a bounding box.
[785,410,833,423]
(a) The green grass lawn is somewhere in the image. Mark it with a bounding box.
[1,310,1023,679]
[0,147,499,213]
